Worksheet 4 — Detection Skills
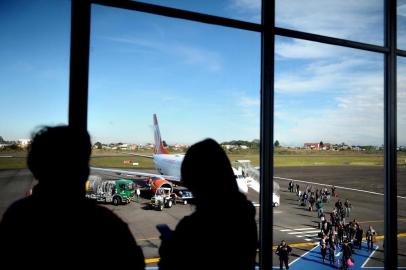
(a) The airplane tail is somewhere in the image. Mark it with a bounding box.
[153,114,170,154]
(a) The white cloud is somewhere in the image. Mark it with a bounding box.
[276,39,348,60]
[276,54,380,94]
[104,36,223,72]
[228,0,261,22]
[398,2,406,16]
[275,51,384,145]
[276,87,384,146]
[239,96,260,107]
[275,0,383,44]
[231,0,260,11]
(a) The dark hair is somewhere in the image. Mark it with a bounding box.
[27,126,91,184]
[181,138,238,199]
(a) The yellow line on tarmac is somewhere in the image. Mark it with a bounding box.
[272,242,318,250]
[145,258,160,264]
[373,233,406,241]
[357,218,406,224]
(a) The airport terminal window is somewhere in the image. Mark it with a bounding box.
[275,0,384,46]
[0,1,70,215]
[88,4,260,265]
[274,36,386,267]
[0,0,402,269]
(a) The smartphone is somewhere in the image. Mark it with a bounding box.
[156,224,172,241]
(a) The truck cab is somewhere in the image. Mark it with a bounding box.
[111,179,135,205]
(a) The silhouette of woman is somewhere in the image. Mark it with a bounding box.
[159,138,257,270]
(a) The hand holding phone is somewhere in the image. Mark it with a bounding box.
[156,224,172,241]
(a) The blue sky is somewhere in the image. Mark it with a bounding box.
[0,0,405,146]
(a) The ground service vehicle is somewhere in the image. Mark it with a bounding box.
[173,188,194,205]
[86,176,135,205]
[150,187,173,211]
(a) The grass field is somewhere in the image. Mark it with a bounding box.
[1,149,406,170]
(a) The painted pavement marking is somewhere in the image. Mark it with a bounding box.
[280,227,320,241]
[274,176,406,200]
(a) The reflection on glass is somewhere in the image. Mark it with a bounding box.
[276,0,384,45]
[398,1,406,49]
[273,36,385,268]
[0,1,70,218]
[89,5,260,266]
[131,0,261,24]
[397,57,406,267]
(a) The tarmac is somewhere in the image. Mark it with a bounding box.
[1,166,405,268]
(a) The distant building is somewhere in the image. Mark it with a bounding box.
[304,142,331,150]
[17,139,31,148]
[172,143,189,151]
[128,144,138,150]
[118,144,128,150]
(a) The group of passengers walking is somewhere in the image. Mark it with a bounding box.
[318,196,376,269]
[0,126,258,269]
[293,182,377,269]
[297,184,333,214]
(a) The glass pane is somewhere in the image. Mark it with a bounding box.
[90,5,260,267]
[0,1,70,217]
[274,37,385,268]
[398,56,406,268]
[276,0,384,45]
[131,0,261,24]
[398,0,406,49]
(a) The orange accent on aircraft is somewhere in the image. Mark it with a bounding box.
[148,177,173,193]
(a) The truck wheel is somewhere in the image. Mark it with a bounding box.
[167,200,173,208]
[113,196,121,206]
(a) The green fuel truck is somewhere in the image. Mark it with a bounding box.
[85,176,135,205]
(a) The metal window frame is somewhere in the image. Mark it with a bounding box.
[68,0,400,269]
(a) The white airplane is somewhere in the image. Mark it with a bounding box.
[91,114,250,194]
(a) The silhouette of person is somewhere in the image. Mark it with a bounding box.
[158,138,258,270]
[0,126,145,269]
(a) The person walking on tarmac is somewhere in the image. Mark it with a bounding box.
[320,235,327,263]
[276,240,292,269]
[136,185,141,202]
[344,199,352,218]
[342,239,353,270]
[366,225,376,250]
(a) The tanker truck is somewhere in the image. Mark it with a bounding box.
[85,175,135,205]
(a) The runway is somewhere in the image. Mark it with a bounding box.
[0,166,405,267]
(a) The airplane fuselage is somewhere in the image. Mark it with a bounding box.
[153,154,184,178]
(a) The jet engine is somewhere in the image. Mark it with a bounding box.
[148,177,173,193]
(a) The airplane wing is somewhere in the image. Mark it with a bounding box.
[90,166,181,182]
